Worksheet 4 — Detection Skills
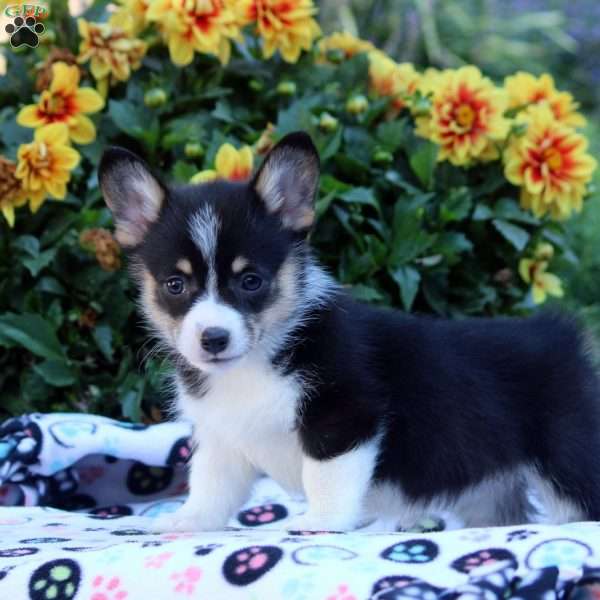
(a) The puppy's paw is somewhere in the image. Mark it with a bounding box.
[151,509,224,533]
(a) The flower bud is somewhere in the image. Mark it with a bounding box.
[346,94,368,115]
[372,149,393,165]
[319,112,338,132]
[184,143,205,159]
[144,88,167,108]
[276,81,296,96]
[249,79,264,92]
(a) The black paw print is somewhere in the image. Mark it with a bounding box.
[6,16,45,49]
[222,545,283,586]
[507,529,538,542]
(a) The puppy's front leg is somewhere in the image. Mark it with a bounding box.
[290,442,379,532]
[153,434,257,532]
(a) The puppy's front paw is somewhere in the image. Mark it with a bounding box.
[151,509,224,533]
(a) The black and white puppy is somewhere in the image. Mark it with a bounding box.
[99,132,600,532]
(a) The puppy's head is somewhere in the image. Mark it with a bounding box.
[99,132,320,373]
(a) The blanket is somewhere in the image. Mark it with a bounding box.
[1,413,600,599]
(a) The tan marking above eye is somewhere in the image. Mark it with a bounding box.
[232,256,249,273]
[176,258,193,275]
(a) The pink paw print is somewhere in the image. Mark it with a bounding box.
[91,575,128,600]
[160,532,195,541]
[326,584,357,600]
[144,552,173,569]
[238,503,287,527]
[170,566,202,595]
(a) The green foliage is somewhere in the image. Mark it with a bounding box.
[0,1,584,420]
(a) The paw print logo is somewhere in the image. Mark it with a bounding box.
[6,16,45,49]
[238,503,288,527]
[451,547,517,573]
[222,545,283,586]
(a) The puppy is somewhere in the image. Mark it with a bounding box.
[99,132,600,531]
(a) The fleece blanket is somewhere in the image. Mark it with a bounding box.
[1,413,600,600]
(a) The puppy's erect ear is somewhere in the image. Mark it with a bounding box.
[252,131,319,232]
[99,147,166,248]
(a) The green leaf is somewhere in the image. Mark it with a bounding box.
[109,100,159,148]
[338,187,380,211]
[336,53,369,89]
[492,219,530,251]
[33,360,76,387]
[13,235,39,257]
[409,140,438,188]
[472,203,494,221]
[172,160,198,183]
[92,324,114,361]
[0,313,65,360]
[375,119,410,153]
[350,284,384,302]
[22,249,56,277]
[389,266,421,310]
[440,188,472,222]
[493,198,540,225]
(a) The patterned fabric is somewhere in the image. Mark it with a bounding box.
[1,413,600,599]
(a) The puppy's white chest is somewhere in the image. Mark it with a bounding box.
[178,355,305,492]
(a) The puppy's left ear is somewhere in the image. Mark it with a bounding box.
[252,131,319,232]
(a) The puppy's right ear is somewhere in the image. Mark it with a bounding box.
[99,147,166,248]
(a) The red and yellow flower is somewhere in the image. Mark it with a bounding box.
[415,66,509,166]
[17,62,104,145]
[77,18,147,93]
[504,72,585,128]
[147,0,240,66]
[368,50,420,115]
[237,0,320,63]
[504,105,597,220]
[317,31,375,60]
[518,243,563,304]
[0,156,28,227]
[109,0,150,35]
[15,124,81,213]
[190,143,254,183]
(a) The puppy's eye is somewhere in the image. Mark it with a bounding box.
[165,276,185,295]
[241,273,263,292]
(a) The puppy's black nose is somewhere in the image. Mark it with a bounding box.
[201,327,230,355]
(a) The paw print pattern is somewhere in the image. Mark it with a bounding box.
[525,538,592,571]
[90,505,133,519]
[222,545,283,586]
[238,503,288,527]
[326,583,357,600]
[451,547,517,573]
[372,580,442,600]
[195,543,222,556]
[144,552,173,569]
[28,559,81,600]
[91,575,128,600]
[507,529,538,542]
[380,539,439,564]
[126,462,174,495]
[291,545,357,566]
[0,416,43,464]
[371,575,416,597]
[166,437,193,467]
[170,566,202,595]
[0,547,39,558]
[5,16,45,49]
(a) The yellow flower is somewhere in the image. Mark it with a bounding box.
[17,62,104,145]
[147,0,240,66]
[504,105,597,220]
[519,244,563,304]
[109,0,149,35]
[237,0,320,63]
[15,124,81,213]
[0,156,28,227]
[317,31,375,60]
[190,143,253,183]
[504,72,586,128]
[415,66,509,166]
[77,18,147,91]
[368,50,420,116]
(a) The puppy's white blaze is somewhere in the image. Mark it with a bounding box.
[177,293,248,367]
[189,204,220,264]
[298,438,381,531]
